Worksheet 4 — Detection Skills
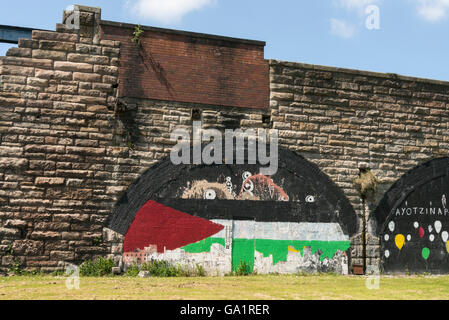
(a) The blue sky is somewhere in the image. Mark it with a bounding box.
[1,0,449,81]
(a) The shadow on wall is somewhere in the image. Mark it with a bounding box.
[374,157,449,274]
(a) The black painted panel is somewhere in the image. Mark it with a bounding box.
[107,147,357,237]
[374,158,449,273]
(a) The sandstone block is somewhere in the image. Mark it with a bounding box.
[32,30,78,42]
[0,158,28,170]
[54,61,92,73]
[5,220,27,228]
[67,53,109,65]
[12,240,44,256]
[93,65,118,76]
[73,72,101,82]
[32,49,67,61]
[6,47,32,58]
[30,231,60,240]
[39,40,76,52]
[35,177,65,186]
[0,227,20,237]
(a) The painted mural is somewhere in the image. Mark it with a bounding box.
[108,147,357,275]
[375,157,449,274]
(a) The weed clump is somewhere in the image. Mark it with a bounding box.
[79,257,114,277]
[125,260,206,278]
[354,170,380,198]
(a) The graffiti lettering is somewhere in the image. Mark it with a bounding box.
[376,158,449,274]
[395,207,448,216]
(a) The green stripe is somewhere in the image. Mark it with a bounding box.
[232,239,255,273]
[182,237,225,253]
[182,237,351,271]
[256,240,350,264]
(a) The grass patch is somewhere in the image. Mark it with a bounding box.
[125,260,206,278]
[1,275,449,300]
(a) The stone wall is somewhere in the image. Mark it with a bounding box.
[269,60,449,270]
[0,6,122,271]
[0,6,272,273]
[1,5,449,274]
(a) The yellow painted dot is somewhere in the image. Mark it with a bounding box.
[395,234,405,250]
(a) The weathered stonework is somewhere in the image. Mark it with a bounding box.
[1,5,449,274]
[0,6,121,272]
[269,60,449,270]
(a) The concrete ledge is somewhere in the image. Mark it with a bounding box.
[269,59,449,87]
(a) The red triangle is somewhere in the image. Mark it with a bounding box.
[124,200,224,253]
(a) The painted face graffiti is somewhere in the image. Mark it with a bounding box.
[181,171,291,202]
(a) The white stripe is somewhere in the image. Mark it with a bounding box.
[210,220,349,241]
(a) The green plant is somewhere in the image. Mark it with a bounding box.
[8,258,23,275]
[5,243,14,256]
[131,24,144,45]
[21,269,43,276]
[52,270,65,277]
[124,263,140,277]
[79,257,114,277]
[92,236,102,246]
[405,265,411,276]
[127,141,136,150]
[140,260,181,277]
[235,261,251,276]
[195,264,206,277]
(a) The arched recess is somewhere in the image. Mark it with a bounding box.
[106,147,357,274]
[374,157,449,274]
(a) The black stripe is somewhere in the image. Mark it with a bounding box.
[154,198,342,224]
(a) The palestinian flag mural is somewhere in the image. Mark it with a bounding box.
[107,147,357,275]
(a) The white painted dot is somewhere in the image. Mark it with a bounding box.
[384,250,390,258]
[242,172,252,180]
[204,189,216,200]
[384,234,389,241]
[435,221,442,234]
[430,234,435,242]
[414,222,419,229]
[407,234,411,241]
[442,231,449,242]
[388,221,395,232]
[428,225,433,233]
[305,195,315,203]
